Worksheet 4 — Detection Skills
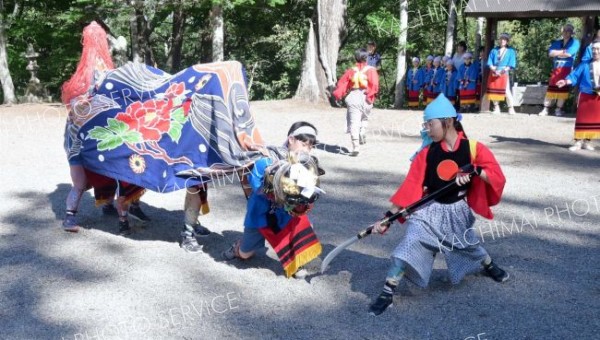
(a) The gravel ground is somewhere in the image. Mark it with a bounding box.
[0,101,598,340]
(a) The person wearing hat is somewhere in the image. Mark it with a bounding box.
[407,57,425,108]
[539,24,581,117]
[426,56,445,103]
[441,58,458,106]
[366,41,382,70]
[367,94,509,316]
[222,121,325,279]
[422,55,435,103]
[557,39,600,151]
[333,48,380,156]
[458,52,478,112]
[486,32,517,115]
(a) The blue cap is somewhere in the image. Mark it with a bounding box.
[410,94,460,161]
[423,93,457,121]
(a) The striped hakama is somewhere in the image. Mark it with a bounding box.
[391,200,488,287]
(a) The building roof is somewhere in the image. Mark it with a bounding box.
[464,0,600,18]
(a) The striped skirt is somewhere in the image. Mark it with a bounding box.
[486,73,508,102]
[459,89,478,105]
[546,67,571,101]
[407,90,420,107]
[260,215,322,278]
[425,90,439,104]
[391,200,488,287]
[574,92,600,140]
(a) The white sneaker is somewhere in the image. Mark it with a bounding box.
[508,107,516,115]
[538,108,548,116]
[568,140,583,151]
[492,106,501,115]
[554,108,563,117]
[582,140,595,151]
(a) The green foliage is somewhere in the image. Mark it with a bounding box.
[500,18,582,84]
[2,0,597,110]
[223,1,312,100]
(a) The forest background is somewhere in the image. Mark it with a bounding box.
[0,0,592,108]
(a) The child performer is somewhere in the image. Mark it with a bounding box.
[486,33,517,115]
[222,122,325,279]
[333,48,380,156]
[367,94,509,316]
[427,56,445,103]
[442,59,458,107]
[458,52,478,112]
[407,57,425,109]
[422,55,435,105]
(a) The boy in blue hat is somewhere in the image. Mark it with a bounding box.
[367,94,510,316]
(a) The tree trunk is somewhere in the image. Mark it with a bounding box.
[295,0,347,103]
[444,0,458,57]
[461,2,468,43]
[210,3,224,62]
[131,0,154,66]
[475,17,484,53]
[0,0,17,104]
[393,0,408,109]
[130,12,141,63]
[167,0,186,72]
[295,21,324,102]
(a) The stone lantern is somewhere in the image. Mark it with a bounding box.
[21,43,49,103]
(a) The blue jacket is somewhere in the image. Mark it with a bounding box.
[566,61,599,95]
[422,66,435,90]
[441,68,458,98]
[549,37,580,68]
[430,67,445,93]
[406,67,425,91]
[487,46,517,70]
[367,53,381,68]
[581,44,593,63]
[244,157,293,229]
[457,62,478,91]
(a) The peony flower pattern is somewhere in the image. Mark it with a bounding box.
[87,81,193,167]
[165,82,185,98]
[115,100,172,141]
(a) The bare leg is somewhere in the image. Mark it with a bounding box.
[63,165,87,232]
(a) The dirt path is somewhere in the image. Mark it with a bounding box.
[0,101,598,339]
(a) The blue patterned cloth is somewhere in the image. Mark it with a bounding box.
[65,61,263,193]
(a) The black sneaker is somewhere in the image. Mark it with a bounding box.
[62,213,80,233]
[102,204,118,216]
[368,292,393,316]
[193,224,211,237]
[118,220,132,236]
[484,261,510,283]
[180,233,203,253]
[129,205,150,222]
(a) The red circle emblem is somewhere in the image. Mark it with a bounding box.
[437,159,459,181]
